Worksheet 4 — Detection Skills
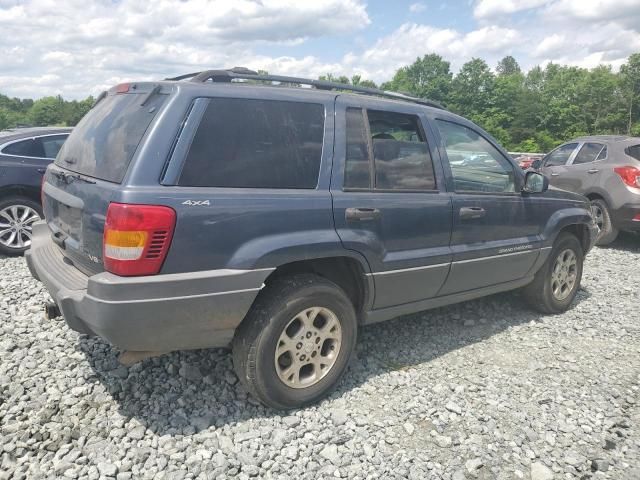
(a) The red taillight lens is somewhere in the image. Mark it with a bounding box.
[103,203,176,276]
[614,166,640,188]
[115,83,130,93]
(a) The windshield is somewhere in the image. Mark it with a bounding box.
[55,92,166,183]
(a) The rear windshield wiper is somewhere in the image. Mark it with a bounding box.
[50,170,96,184]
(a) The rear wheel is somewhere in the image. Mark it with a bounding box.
[523,233,584,314]
[591,199,618,245]
[0,196,42,255]
[232,274,357,409]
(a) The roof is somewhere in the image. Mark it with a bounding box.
[0,126,72,143]
[572,134,639,144]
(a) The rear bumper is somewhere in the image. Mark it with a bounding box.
[611,203,640,232]
[25,222,272,351]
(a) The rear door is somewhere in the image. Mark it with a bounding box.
[432,118,541,295]
[331,96,452,309]
[540,142,579,188]
[562,142,607,193]
[43,86,168,275]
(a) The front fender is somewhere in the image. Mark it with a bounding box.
[541,206,595,248]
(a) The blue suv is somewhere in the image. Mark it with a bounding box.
[26,69,598,408]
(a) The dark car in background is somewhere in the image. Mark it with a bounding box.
[536,135,640,245]
[0,127,71,254]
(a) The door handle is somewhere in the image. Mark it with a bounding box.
[587,168,599,174]
[345,207,381,222]
[550,173,560,177]
[459,206,486,220]
[37,168,46,174]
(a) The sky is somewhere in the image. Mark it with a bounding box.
[0,0,639,99]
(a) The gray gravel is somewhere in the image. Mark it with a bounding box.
[1,234,639,479]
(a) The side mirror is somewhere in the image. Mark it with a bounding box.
[523,171,548,194]
[531,159,542,169]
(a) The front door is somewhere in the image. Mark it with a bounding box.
[561,142,607,194]
[432,118,541,295]
[331,97,452,309]
[540,142,579,189]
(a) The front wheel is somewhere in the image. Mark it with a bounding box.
[523,233,584,314]
[232,274,357,409]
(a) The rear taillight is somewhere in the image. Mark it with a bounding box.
[614,166,640,188]
[103,203,176,276]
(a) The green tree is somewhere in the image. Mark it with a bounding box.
[381,54,452,104]
[29,96,66,126]
[449,58,495,120]
[620,53,640,134]
[496,56,521,76]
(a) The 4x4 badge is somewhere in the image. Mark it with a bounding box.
[182,200,211,206]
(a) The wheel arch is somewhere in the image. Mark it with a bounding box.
[0,185,41,206]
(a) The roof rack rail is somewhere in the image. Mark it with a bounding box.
[164,67,444,110]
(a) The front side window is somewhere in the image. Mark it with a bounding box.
[179,98,325,189]
[1,138,44,158]
[436,120,515,193]
[544,143,578,167]
[344,108,436,191]
[572,143,605,165]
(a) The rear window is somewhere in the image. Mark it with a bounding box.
[178,98,324,189]
[55,92,166,183]
[627,144,640,161]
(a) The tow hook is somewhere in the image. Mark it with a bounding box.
[44,302,61,320]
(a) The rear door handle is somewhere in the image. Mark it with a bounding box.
[550,173,560,177]
[459,207,486,220]
[587,168,599,174]
[345,207,381,222]
[37,168,46,174]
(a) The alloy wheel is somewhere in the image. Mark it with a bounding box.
[550,248,578,301]
[0,205,41,250]
[274,307,342,389]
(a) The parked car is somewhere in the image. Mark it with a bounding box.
[514,154,544,170]
[26,69,597,409]
[534,135,640,245]
[0,127,71,254]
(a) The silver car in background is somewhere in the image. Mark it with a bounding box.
[536,135,640,245]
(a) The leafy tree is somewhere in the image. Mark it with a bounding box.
[29,96,66,126]
[381,54,452,103]
[496,56,521,76]
[620,53,640,134]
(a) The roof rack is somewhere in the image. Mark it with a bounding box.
[164,67,444,110]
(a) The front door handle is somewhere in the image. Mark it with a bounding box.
[459,206,486,220]
[37,168,46,174]
[587,168,599,174]
[550,173,560,177]
[345,207,381,222]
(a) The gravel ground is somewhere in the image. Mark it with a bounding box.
[1,234,639,480]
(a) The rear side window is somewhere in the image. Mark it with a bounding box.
[344,108,436,191]
[179,99,325,189]
[573,142,605,164]
[55,93,166,183]
[40,135,68,159]
[2,138,44,157]
[626,144,640,161]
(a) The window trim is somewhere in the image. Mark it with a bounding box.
[435,118,518,196]
[0,133,70,160]
[343,107,439,194]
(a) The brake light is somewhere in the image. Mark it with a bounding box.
[103,203,176,276]
[115,83,130,93]
[614,166,640,188]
